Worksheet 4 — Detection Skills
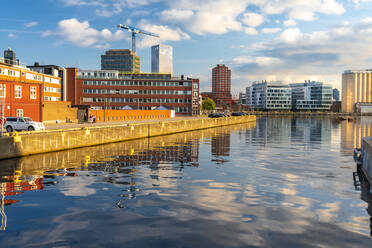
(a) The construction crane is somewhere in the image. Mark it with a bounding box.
[117,24,160,53]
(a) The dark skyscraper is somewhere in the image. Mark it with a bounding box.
[333,88,340,101]
[212,64,232,110]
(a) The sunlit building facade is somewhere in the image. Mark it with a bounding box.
[342,70,372,113]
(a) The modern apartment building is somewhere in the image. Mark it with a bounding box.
[246,81,292,110]
[101,49,140,73]
[342,70,372,112]
[151,44,173,74]
[212,64,232,110]
[290,81,332,111]
[66,69,200,115]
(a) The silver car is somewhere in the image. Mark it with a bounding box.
[5,117,45,132]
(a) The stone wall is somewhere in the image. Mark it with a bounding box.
[0,116,256,160]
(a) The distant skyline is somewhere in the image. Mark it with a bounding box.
[2,0,372,94]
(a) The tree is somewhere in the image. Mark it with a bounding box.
[202,98,216,110]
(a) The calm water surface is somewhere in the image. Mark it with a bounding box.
[0,116,371,247]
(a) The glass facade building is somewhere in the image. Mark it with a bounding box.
[246,81,292,110]
[101,49,140,73]
[290,81,332,111]
[151,45,173,75]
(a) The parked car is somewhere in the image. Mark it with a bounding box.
[231,112,245,116]
[208,113,226,118]
[5,117,45,132]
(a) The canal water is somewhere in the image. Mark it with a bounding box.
[0,117,371,247]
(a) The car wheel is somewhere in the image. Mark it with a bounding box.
[28,126,35,131]
[6,126,13,133]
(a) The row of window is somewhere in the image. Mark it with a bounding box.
[44,96,61,101]
[83,89,192,95]
[44,86,61,93]
[83,80,192,87]
[0,84,37,99]
[83,97,192,104]
[0,67,20,77]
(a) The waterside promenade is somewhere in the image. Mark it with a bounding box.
[0,115,256,160]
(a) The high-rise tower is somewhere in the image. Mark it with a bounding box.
[151,44,173,74]
[212,64,231,110]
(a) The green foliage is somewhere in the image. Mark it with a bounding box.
[202,98,216,110]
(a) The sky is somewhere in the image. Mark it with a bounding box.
[2,0,372,95]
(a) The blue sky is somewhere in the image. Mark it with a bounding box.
[2,0,372,94]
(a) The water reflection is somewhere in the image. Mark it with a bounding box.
[0,118,372,247]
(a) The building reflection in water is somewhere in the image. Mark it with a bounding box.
[0,124,256,231]
[341,117,372,154]
[245,116,332,147]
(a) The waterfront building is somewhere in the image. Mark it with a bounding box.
[246,81,292,110]
[27,63,67,101]
[0,54,63,121]
[151,44,173,74]
[66,69,200,115]
[333,88,340,102]
[290,81,332,111]
[212,64,232,110]
[342,70,372,113]
[101,49,140,73]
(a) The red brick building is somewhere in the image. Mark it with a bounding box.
[212,64,232,110]
[66,69,200,115]
[0,63,44,122]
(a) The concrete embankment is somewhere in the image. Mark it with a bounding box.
[361,137,372,183]
[0,116,256,160]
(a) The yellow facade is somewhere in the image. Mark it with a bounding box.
[342,71,372,112]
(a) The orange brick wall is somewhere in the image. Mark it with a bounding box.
[89,109,171,122]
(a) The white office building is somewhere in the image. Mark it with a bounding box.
[246,81,292,110]
[290,81,332,111]
[151,44,173,75]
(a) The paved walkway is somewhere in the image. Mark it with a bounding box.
[44,117,206,130]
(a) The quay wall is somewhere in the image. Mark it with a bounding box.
[362,136,372,182]
[0,115,256,160]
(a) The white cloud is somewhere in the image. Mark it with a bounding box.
[52,18,125,47]
[362,17,372,23]
[25,21,38,28]
[244,27,258,35]
[241,12,264,27]
[262,28,281,34]
[8,33,17,39]
[232,19,372,91]
[283,19,297,27]
[258,0,345,21]
[137,21,190,48]
[161,9,194,21]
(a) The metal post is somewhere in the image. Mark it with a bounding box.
[0,98,4,137]
[132,32,136,53]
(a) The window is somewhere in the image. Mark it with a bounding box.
[15,85,22,99]
[16,109,23,117]
[30,86,37,99]
[0,84,5,98]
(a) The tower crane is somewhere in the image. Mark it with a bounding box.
[117,24,160,53]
